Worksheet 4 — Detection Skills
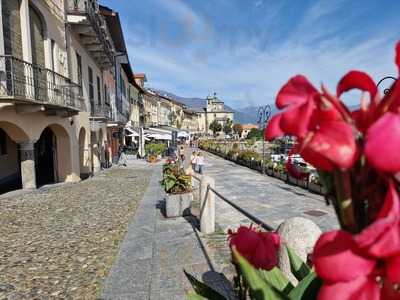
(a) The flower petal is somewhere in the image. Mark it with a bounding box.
[276,75,318,109]
[314,230,376,282]
[365,112,400,173]
[265,114,284,140]
[302,121,357,170]
[279,97,315,138]
[356,181,400,258]
[386,255,400,284]
[337,70,377,99]
[317,276,380,300]
[396,41,400,73]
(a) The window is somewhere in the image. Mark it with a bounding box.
[0,129,7,156]
[104,84,109,105]
[50,39,56,72]
[88,67,94,114]
[76,52,82,96]
[96,76,101,105]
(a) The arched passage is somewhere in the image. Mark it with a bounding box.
[0,121,29,193]
[35,124,71,187]
[78,127,90,178]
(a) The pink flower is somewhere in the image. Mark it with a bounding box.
[314,182,400,300]
[228,225,280,271]
[265,75,357,171]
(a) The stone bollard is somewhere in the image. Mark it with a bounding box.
[199,175,215,234]
[276,217,322,284]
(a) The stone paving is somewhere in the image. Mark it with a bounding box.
[0,165,151,300]
[101,163,234,300]
[196,150,339,232]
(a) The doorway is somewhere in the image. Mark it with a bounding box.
[35,127,57,186]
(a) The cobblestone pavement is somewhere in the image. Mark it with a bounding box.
[101,164,234,300]
[0,166,151,300]
[194,150,339,232]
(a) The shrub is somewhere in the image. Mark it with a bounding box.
[145,143,166,156]
[237,150,261,162]
[161,162,192,194]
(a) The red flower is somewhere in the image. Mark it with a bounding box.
[314,183,400,300]
[265,76,357,171]
[228,225,280,271]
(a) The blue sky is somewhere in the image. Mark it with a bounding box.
[101,0,400,109]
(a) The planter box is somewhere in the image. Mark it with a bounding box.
[298,179,308,189]
[266,168,273,176]
[279,173,288,181]
[309,182,323,194]
[165,192,193,218]
[288,175,298,185]
[126,154,137,161]
[273,171,280,178]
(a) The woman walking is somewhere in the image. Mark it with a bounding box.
[196,152,205,174]
[190,151,197,171]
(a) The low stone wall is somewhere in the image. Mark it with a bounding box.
[200,147,324,195]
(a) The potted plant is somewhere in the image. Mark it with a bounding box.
[161,162,193,218]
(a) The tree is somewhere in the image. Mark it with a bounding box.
[233,123,243,136]
[223,118,233,135]
[209,120,222,136]
[246,128,263,140]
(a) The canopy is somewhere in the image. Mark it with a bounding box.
[145,133,172,140]
[125,126,139,137]
[177,131,190,138]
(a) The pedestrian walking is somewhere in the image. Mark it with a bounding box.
[196,152,205,174]
[118,145,127,167]
[190,151,197,171]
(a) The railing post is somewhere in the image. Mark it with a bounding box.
[199,175,215,234]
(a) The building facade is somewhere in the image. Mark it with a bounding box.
[0,0,135,193]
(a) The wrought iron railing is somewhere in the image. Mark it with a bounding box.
[91,104,112,119]
[0,55,82,110]
[67,0,114,65]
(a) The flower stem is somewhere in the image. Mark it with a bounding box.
[334,170,358,233]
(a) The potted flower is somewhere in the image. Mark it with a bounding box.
[161,162,193,218]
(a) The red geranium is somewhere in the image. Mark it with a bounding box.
[228,225,280,271]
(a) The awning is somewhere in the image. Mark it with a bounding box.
[177,131,190,138]
[145,133,172,140]
[125,126,139,137]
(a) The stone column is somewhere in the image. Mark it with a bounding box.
[199,175,215,234]
[92,143,101,173]
[19,141,36,189]
[0,0,4,56]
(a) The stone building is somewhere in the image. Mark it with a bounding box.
[0,0,134,193]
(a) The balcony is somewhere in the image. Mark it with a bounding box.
[0,55,82,115]
[66,0,114,69]
[90,104,111,121]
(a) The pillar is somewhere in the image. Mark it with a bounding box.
[199,175,215,234]
[19,141,36,189]
[92,143,101,173]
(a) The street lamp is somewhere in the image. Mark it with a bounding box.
[257,105,272,174]
[377,76,397,95]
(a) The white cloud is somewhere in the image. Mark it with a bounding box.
[125,0,398,109]
[156,0,205,29]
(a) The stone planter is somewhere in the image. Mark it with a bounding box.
[288,175,298,185]
[273,171,280,178]
[279,172,288,181]
[126,154,137,161]
[165,192,193,218]
[308,182,323,194]
[266,168,273,176]
[298,179,308,189]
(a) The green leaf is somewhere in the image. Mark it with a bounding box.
[233,250,287,300]
[186,292,208,300]
[286,246,310,281]
[288,272,322,300]
[259,267,294,295]
[183,270,227,300]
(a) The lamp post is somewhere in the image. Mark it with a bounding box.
[257,105,272,174]
[377,76,397,95]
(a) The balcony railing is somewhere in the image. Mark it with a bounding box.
[67,0,114,66]
[91,104,112,120]
[0,55,82,110]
